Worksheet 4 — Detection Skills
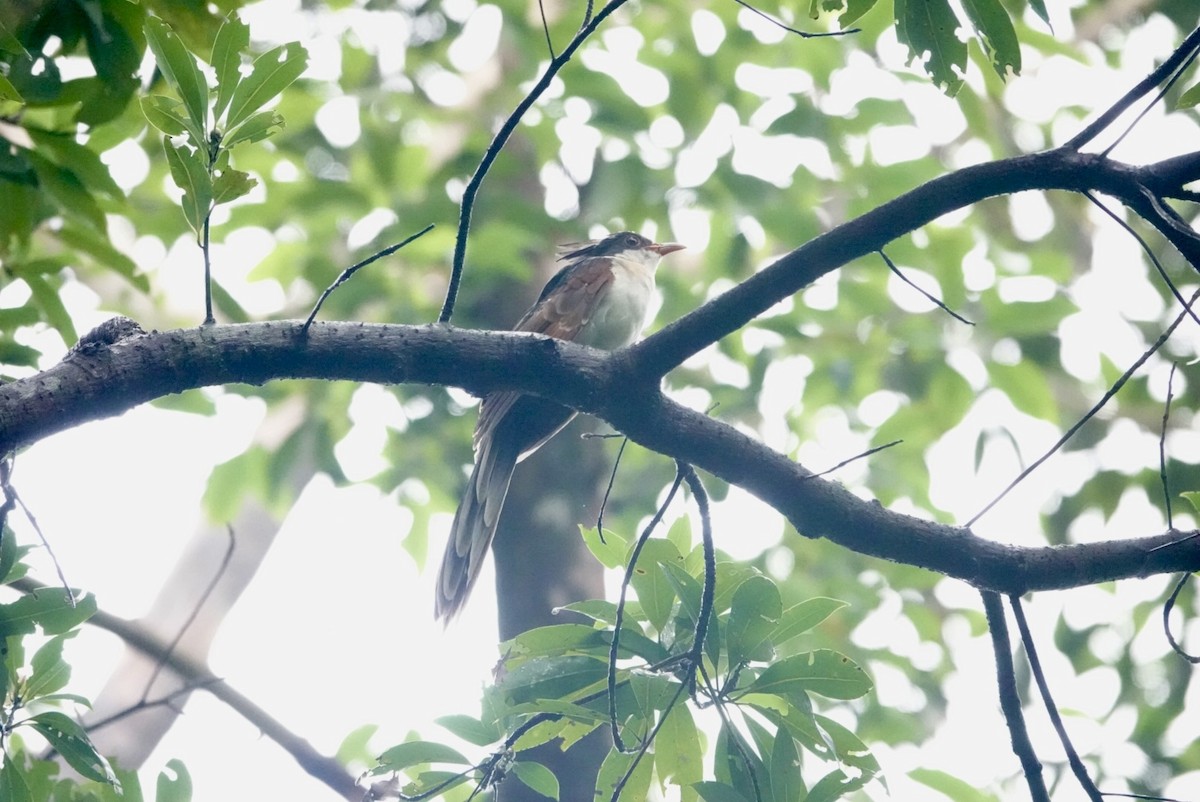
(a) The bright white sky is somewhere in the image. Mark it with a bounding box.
[4,0,1200,800]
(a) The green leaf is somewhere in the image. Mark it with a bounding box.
[373,740,470,772]
[655,703,702,792]
[211,16,250,120]
[144,17,208,143]
[436,714,500,747]
[774,597,848,645]
[726,575,782,665]
[596,745,653,802]
[989,360,1058,423]
[212,168,256,205]
[0,590,95,637]
[141,95,191,136]
[23,272,78,345]
[628,538,684,633]
[25,633,73,699]
[1178,82,1200,110]
[511,761,559,800]
[156,758,193,802]
[909,768,999,802]
[744,650,872,701]
[162,136,213,240]
[580,524,627,569]
[694,781,753,802]
[1181,491,1200,514]
[222,110,284,149]
[0,757,35,802]
[224,41,308,131]
[840,0,880,26]
[894,0,966,95]
[769,732,805,802]
[25,710,117,784]
[1027,0,1051,29]
[959,0,1020,78]
[496,655,607,706]
[0,71,25,104]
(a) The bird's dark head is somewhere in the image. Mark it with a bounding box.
[558,231,685,262]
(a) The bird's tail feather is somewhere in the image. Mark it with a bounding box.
[435,440,517,622]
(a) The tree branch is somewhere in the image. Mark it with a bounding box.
[3,320,1198,594]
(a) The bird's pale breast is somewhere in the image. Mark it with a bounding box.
[578,259,656,350]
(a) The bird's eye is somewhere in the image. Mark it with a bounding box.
[626,235,639,247]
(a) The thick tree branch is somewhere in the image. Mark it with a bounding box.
[3,320,1197,595]
[629,149,1200,378]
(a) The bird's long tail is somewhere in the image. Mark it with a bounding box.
[435,438,517,621]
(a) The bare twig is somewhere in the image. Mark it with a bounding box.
[967,288,1200,528]
[1159,362,1178,529]
[1099,42,1200,158]
[141,527,236,702]
[730,0,859,38]
[4,467,75,607]
[595,436,629,546]
[982,591,1050,802]
[303,224,435,334]
[1009,595,1102,801]
[809,440,902,479]
[202,215,214,325]
[1067,24,1200,150]
[878,250,973,325]
[608,465,685,752]
[440,0,631,324]
[1163,572,1200,663]
[536,0,555,58]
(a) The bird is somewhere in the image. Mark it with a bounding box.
[435,230,684,621]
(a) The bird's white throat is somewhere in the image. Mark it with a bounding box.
[579,253,659,350]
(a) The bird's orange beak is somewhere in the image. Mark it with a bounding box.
[650,242,685,256]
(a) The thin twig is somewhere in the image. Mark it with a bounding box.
[1066,24,1200,150]
[1100,43,1200,158]
[966,288,1200,528]
[878,250,973,325]
[141,527,236,702]
[5,474,75,607]
[808,440,902,479]
[1163,572,1200,663]
[595,436,629,545]
[1009,595,1103,801]
[1159,362,1177,529]
[536,0,555,58]
[440,0,632,324]
[303,224,435,334]
[1085,192,1200,329]
[608,466,685,753]
[202,215,214,325]
[608,680,690,802]
[730,0,860,38]
[679,464,716,675]
[981,591,1050,802]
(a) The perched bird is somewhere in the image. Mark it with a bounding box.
[435,231,684,621]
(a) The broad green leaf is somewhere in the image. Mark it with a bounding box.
[909,768,1000,802]
[224,42,308,131]
[141,95,190,136]
[655,703,702,793]
[211,16,250,120]
[774,597,848,645]
[0,590,95,637]
[840,0,880,26]
[25,633,72,699]
[511,761,559,800]
[895,0,966,96]
[25,127,123,199]
[726,574,781,665]
[222,110,284,148]
[212,168,256,205]
[628,538,684,633]
[23,272,78,344]
[58,224,147,289]
[959,0,1020,78]
[25,710,117,784]
[156,759,193,802]
[559,599,619,625]
[400,770,472,798]
[1027,0,1051,29]
[162,136,212,239]
[144,17,208,142]
[508,623,606,657]
[580,524,627,569]
[694,781,752,802]
[596,744,653,802]
[1178,82,1200,110]
[1181,491,1200,514]
[0,72,24,103]
[496,655,607,705]
[372,740,470,772]
[436,714,500,746]
[0,757,34,802]
[769,732,805,802]
[745,650,872,700]
[989,360,1058,423]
